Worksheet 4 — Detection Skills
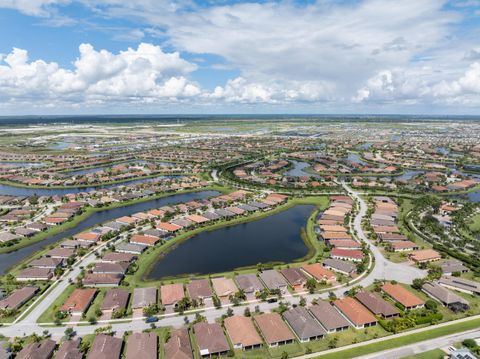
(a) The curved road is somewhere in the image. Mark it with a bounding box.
[342,182,427,285]
[0,184,427,343]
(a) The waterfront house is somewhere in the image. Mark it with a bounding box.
[161,283,185,309]
[302,263,336,283]
[130,234,161,246]
[235,274,264,298]
[259,270,289,294]
[116,242,147,254]
[29,257,64,269]
[211,277,237,302]
[46,247,75,259]
[280,267,308,291]
[330,248,364,262]
[131,287,157,309]
[322,258,356,276]
[187,279,213,302]
[100,252,136,263]
[16,267,53,281]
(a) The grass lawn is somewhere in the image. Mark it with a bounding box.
[314,317,480,359]
[37,284,76,324]
[469,213,480,233]
[401,348,446,359]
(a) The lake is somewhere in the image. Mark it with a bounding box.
[0,190,219,274]
[284,160,321,178]
[147,204,314,279]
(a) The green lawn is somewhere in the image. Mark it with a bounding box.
[469,213,480,232]
[401,348,446,359]
[37,285,76,324]
[314,317,480,359]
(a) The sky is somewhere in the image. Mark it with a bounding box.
[0,0,479,115]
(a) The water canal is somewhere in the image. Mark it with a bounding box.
[0,190,219,274]
[147,204,314,279]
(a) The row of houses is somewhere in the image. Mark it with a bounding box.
[370,197,444,263]
[60,263,337,318]
[318,196,365,263]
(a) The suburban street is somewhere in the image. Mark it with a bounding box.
[342,182,427,285]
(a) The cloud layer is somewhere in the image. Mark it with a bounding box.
[1,0,480,113]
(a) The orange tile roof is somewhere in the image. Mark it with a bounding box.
[157,222,181,232]
[130,234,160,246]
[301,263,335,281]
[160,283,185,306]
[333,297,377,326]
[382,283,425,308]
[61,288,97,313]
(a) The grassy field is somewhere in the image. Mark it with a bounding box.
[469,213,480,232]
[401,348,446,359]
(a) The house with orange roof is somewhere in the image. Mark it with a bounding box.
[157,222,181,233]
[301,263,336,283]
[61,288,97,315]
[333,297,377,329]
[160,283,185,309]
[382,283,425,310]
[409,249,441,263]
[130,234,161,247]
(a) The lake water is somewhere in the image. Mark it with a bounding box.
[0,190,219,274]
[0,175,182,197]
[148,204,314,279]
[395,170,425,181]
[346,153,368,166]
[284,160,321,178]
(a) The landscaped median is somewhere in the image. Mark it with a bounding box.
[313,315,480,359]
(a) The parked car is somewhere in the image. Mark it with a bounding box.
[145,316,159,323]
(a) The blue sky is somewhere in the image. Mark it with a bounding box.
[0,0,479,115]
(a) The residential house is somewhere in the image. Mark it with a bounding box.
[282,307,326,342]
[253,312,295,347]
[224,315,263,350]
